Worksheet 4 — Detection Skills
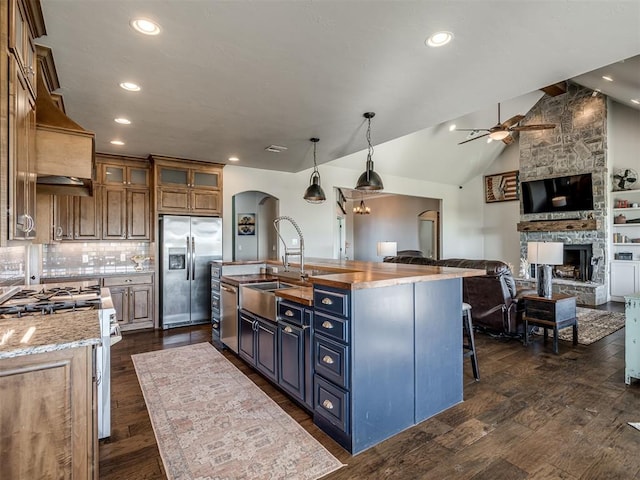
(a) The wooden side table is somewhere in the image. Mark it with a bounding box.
[523,294,577,354]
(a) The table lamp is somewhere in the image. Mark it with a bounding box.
[377,241,397,259]
[527,241,564,298]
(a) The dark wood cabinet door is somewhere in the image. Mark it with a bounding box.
[256,319,278,383]
[109,286,127,324]
[55,195,73,240]
[102,187,126,239]
[129,284,153,324]
[0,346,96,479]
[191,189,220,215]
[238,312,256,364]
[74,189,100,240]
[127,189,150,240]
[278,322,305,403]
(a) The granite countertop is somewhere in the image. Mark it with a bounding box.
[0,310,101,360]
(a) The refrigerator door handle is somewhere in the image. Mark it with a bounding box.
[186,236,191,281]
[192,236,196,280]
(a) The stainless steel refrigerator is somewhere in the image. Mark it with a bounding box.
[160,215,222,329]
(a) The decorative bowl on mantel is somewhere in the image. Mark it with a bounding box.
[131,255,150,271]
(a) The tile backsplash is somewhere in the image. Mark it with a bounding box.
[42,242,154,278]
[0,246,28,285]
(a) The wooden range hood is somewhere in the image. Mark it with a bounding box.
[35,58,95,197]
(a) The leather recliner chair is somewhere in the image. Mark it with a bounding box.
[383,256,536,336]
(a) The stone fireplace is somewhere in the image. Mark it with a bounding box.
[516,83,609,305]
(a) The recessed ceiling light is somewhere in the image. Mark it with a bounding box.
[602,75,613,82]
[119,82,141,92]
[228,157,239,162]
[487,137,493,144]
[110,140,125,146]
[631,99,640,105]
[130,18,161,36]
[426,31,454,48]
[114,117,131,125]
[448,124,456,132]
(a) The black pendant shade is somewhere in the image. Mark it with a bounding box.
[356,112,384,191]
[303,138,326,203]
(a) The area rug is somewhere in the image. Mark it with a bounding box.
[534,307,625,345]
[132,343,344,480]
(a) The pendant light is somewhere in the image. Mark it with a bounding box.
[353,193,371,215]
[355,112,384,191]
[303,138,326,203]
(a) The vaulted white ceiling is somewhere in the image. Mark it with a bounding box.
[37,1,640,186]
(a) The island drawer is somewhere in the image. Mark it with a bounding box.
[277,300,304,327]
[211,292,220,312]
[314,312,348,343]
[314,335,349,389]
[314,287,349,318]
[314,374,350,434]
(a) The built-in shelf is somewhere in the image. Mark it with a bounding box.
[613,243,640,246]
[613,223,640,228]
[613,208,640,212]
[517,218,597,232]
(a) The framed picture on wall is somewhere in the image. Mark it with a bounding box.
[484,170,519,203]
[237,213,256,235]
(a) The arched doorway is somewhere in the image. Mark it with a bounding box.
[232,191,279,261]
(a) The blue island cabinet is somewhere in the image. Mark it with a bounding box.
[312,278,463,454]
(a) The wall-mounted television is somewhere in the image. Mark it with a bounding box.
[521,173,594,214]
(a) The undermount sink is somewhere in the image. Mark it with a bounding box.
[240,281,295,322]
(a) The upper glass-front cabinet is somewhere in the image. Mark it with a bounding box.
[102,163,150,187]
[158,166,220,190]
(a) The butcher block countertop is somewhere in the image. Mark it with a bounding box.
[267,258,485,291]
[0,311,101,360]
[218,258,484,305]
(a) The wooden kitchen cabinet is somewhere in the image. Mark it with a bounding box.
[0,345,98,479]
[8,0,40,98]
[9,56,37,239]
[151,155,223,216]
[104,274,154,331]
[99,156,151,240]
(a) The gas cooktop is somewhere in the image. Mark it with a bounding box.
[0,282,104,317]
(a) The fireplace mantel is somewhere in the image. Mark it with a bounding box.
[517,218,597,232]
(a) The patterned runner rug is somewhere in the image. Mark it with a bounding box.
[132,343,344,480]
[534,307,625,345]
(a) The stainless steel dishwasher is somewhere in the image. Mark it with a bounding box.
[220,283,239,353]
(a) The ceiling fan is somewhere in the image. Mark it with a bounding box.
[456,104,556,145]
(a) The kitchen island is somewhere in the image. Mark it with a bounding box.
[221,258,484,454]
[0,311,101,478]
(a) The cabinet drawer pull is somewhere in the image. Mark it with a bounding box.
[321,297,333,305]
[322,399,334,410]
[321,320,333,329]
[322,355,334,365]
[284,309,294,317]
[284,326,293,333]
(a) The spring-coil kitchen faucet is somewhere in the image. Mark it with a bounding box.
[273,216,305,276]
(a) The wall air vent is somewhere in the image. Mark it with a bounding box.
[265,145,288,153]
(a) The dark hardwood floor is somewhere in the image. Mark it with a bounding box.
[100,305,640,479]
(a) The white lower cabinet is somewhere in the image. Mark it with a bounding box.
[610,261,640,300]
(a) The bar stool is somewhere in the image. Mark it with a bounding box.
[462,302,480,381]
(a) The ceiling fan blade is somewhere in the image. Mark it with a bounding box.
[502,134,515,145]
[458,133,489,145]
[501,114,524,129]
[511,124,556,132]
[455,128,490,132]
